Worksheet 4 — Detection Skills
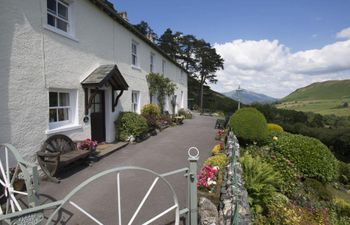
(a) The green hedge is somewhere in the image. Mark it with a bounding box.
[273,132,338,183]
[115,112,148,141]
[228,107,268,144]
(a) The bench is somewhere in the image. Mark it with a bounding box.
[37,134,92,183]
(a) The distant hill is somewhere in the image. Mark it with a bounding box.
[222,89,278,104]
[283,79,350,101]
[188,77,238,113]
[277,79,350,116]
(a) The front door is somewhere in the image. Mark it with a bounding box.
[90,90,106,143]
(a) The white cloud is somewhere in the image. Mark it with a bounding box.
[212,30,350,98]
[337,27,350,39]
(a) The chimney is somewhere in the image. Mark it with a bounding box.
[146,33,154,43]
[117,11,128,21]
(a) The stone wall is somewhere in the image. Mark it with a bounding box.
[198,131,251,225]
[218,132,251,225]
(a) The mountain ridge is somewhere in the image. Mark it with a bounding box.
[222,89,278,104]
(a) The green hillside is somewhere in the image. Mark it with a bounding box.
[277,80,350,116]
[283,79,350,101]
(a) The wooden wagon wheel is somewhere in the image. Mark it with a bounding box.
[38,134,77,178]
[0,144,39,216]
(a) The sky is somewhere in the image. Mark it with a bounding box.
[112,0,350,98]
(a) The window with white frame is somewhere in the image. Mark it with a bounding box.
[47,0,70,33]
[150,53,155,73]
[49,91,71,124]
[162,59,166,75]
[131,41,138,66]
[131,91,140,113]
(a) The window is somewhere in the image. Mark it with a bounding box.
[49,91,70,123]
[162,60,166,75]
[131,91,140,113]
[150,53,155,73]
[47,0,70,32]
[131,41,138,66]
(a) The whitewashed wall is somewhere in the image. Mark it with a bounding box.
[0,0,188,160]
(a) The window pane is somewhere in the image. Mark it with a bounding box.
[59,93,69,106]
[132,43,136,54]
[58,108,69,121]
[49,109,57,122]
[58,2,68,20]
[93,93,100,104]
[132,55,136,65]
[49,92,58,107]
[57,19,68,32]
[47,14,55,26]
[47,0,56,13]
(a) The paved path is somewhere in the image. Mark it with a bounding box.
[39,114,217,225]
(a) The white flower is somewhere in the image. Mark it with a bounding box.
[213,166,220,171]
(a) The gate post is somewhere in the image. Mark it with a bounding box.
[188,147,199,225]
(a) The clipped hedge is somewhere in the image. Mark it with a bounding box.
[228,107,268,144]
[267,123,284,132]
[273,132,338,183]
[115,112,148,141]
[141,104,160,118]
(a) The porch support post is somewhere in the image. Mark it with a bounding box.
[112,90,124,112]
[187,147,199,225]
[84,87,89,115]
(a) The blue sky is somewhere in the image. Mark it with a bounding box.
[112,0,350,97]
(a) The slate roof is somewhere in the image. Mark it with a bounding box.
[81,64,129,90]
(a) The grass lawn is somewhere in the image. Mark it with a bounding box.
[276,98,350,116]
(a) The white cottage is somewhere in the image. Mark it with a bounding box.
[0,0,188,160]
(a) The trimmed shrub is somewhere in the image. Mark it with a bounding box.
[228,108,268,144]
[273,132,339,183]
[178,108,192,119]
[141,104,160,118]
[141,104,161,129]
[267,123,284,132]
[115,112,148,141]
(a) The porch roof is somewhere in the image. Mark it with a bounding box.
[81,64,129,90]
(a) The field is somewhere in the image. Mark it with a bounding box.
[276,98,350,116]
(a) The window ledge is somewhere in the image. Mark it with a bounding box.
[44,25,79,42]
[131,65,142,71]
[46,124,82,135]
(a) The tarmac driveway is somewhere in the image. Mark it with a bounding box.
[39,114,217,225]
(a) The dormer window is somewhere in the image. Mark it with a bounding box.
[47,0,70,32]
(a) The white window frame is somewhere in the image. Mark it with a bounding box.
[131,91,140,114]
[150,52,155,73]
[47,0,70,33]
[131,41,139,67]
[48,89,78,130]
[162,59,166,75]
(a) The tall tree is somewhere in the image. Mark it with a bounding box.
[193,39,224,110]
[133,21,158,42]
[158,28,181,59]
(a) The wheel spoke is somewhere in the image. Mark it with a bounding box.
[0,202,3,215]
[6,198,9,214]
[9,198,15,212]
[142,204,178,225]
[117,173,121,225]
[10,164,20,185]
[11,190,28,196]
[69,201,104,225]
[128,177,159,225]
[9,192,22,211]
[0,159,9,186]
[5,147,10,182]
[0,178,5,187]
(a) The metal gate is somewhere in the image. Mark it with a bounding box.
[0,144,199,225]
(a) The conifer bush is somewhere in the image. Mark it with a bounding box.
[228,107,268,144]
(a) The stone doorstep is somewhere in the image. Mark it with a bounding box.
[95,142,129,158]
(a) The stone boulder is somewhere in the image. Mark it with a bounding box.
[198,197,219,225]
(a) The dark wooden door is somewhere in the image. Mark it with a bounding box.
[91,90,106,143]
